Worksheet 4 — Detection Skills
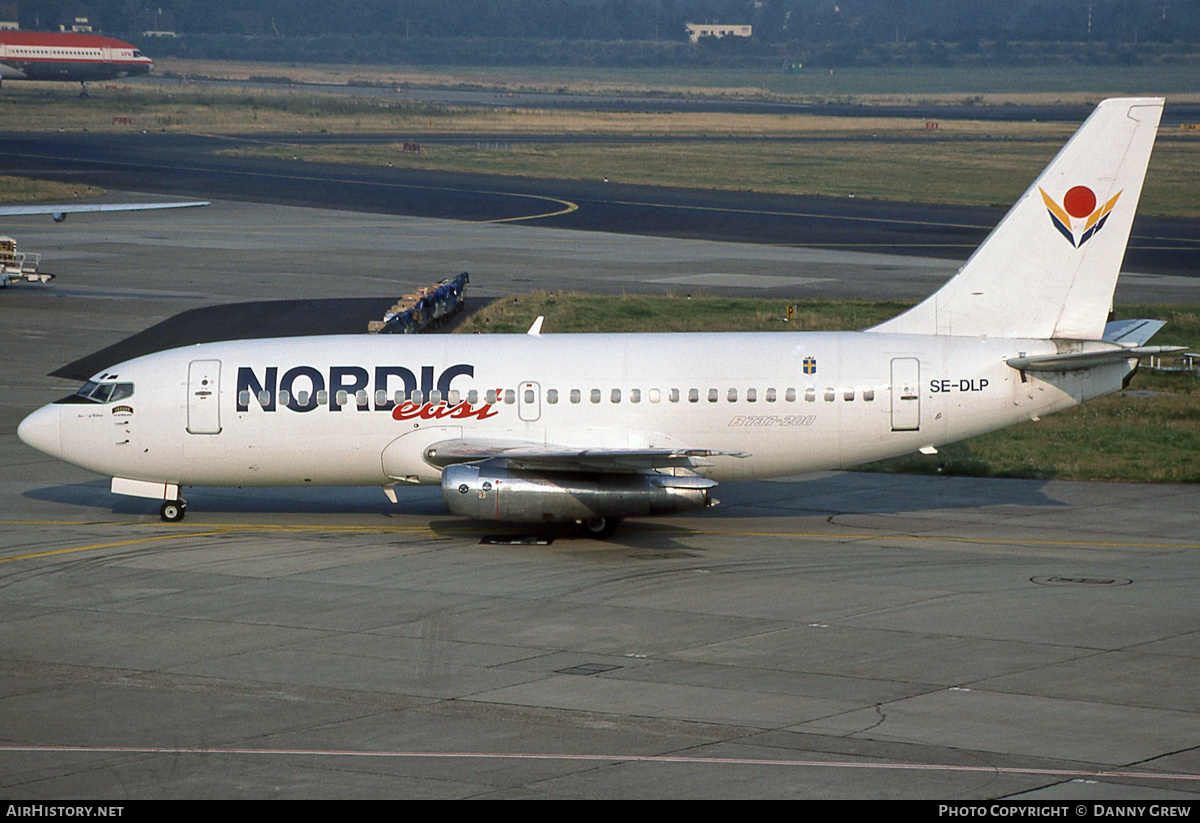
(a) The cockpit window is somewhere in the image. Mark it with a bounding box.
[89,382,114,403]
[56,381,135,404]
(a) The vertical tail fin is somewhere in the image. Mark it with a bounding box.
[869,97,1163,340]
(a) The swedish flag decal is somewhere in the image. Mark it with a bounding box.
[802,356,817,375]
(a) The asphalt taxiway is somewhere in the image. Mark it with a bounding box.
[1,201,1198,799]
[4,131,1200,275]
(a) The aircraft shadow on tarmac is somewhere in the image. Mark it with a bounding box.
[23,471,1065,527]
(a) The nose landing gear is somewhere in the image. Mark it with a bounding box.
[159,499,187,522]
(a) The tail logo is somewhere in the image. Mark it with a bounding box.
[1039,185,1122,248]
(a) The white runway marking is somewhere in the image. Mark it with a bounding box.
[3,745,1198,783]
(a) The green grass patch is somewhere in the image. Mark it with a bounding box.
[0,175,104,203]
[161,59,1200,105]
[456,291,910,334]
[460,294,1200,483]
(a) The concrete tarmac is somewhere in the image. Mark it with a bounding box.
[1,201,1198,799]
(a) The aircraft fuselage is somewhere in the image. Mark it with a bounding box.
[18,332,1131,490]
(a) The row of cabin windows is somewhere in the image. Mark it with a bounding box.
[542,387,876,404]
[238,386,877,408]
[10,49,107,56]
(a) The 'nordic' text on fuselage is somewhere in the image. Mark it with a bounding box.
[235,364,477,413]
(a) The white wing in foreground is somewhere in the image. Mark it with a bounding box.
[0,201,210,222]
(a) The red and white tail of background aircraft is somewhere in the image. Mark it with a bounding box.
[0,31,153,90]
[17,98,1182,538]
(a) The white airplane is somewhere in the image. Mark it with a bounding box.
[17,98,1181,537]
[0,31,153,91]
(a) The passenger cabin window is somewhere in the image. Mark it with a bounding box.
[863,389,875,402]
[766,388,776,402]
[747,388,757,402]
[590,389,601,404]
[611,389,621,403]
[727,388,737,402]
[504,389,515,404]
[669,389,680,403]
[688,389,699,403]
[570,389,581,404]
[649,388,661,403]
[708,389,718,403]
[547,389,558,404]
[805,388,816,402]
[785,388,796,402]
[630,389,641,403]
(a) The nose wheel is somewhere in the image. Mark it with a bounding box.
[160,499,187,522]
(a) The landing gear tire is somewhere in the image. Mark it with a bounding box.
[160,499,186,522]
[579,517,620,540]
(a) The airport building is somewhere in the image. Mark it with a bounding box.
[685,23,752,43]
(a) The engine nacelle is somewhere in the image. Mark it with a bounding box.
[441,463,715,523]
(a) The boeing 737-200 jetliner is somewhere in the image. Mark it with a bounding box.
[18,98,1180,537]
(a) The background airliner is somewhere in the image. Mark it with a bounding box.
[16,98,1178,537]
[0,31,153,88]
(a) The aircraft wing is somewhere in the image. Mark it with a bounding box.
[422,437,748,474]
[0,201,210,222]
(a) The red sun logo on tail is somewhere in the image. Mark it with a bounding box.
[1040,185,1122,248]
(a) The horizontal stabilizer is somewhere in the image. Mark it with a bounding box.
[1103,318,1166,346]
[1007,345,1185,372]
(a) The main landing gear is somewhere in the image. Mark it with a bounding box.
[578,517,620,540]
[160,498,187,522]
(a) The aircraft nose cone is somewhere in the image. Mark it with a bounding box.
[17,405,61,457]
